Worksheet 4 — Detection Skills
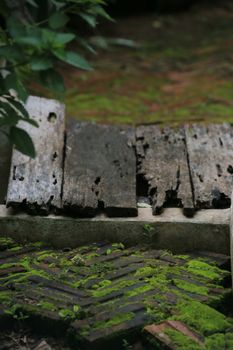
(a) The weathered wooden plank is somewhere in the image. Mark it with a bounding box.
[136,126,194,216]
[0,134,12,204]
[63,121,137,217]
[6,96,65,214]
[185,124,233,209]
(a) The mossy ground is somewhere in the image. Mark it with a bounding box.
[31,2,233,126]
[0,236,232,349]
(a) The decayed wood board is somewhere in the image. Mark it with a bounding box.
[185,124,233,209]
[6,96,65,213]
[63,121,137,217]
[0,134,12,204]
[136,125,194,216]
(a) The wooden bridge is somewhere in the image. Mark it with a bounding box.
[4,96,233,218]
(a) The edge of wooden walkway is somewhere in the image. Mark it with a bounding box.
[0,205,230,254]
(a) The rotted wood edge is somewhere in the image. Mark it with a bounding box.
[0,205,230,255]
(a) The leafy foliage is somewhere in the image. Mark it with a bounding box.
[0,0,109,157]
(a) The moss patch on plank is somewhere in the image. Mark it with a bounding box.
[172,300,232,336]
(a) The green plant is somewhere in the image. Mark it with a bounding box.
[143,223,155,238]
[0,0,110,157]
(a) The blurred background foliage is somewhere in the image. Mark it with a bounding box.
[0,0,110,157]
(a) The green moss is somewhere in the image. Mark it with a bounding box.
[176,255,190,260]
[37,301,57,312]
[166,328,203,350]
[59,308,75,320]
[205,333,225,350]
[112,243,125,250]
[135,266,155,277]
[59,257,73,267]
[30,241,44,248]
[85,252,99,260]
[94,312,134,330]
[0,291,12,304]
[125,284,153,298]
[225,333,233,348]
[70,254,85,266]
[0,237,15,249]
[36,252,56,262]
[92,279,136,298]
[92,280,112,289]
[173,300,232,336]
[0,262,16,270]
[186,259,225,281]
[172,279,209,296]
[8,246,22,252]
[72,274,98,288]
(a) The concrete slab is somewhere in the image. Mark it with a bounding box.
[0,205,230,254]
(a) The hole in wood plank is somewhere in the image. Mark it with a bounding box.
[48,112,57,123]
[212,190,231,209]
[52,152,58,161]
[95,177,101,185]
[227,165,233,174]
[219,137,223,146]
[98,200,105,210]
[216,164,222,177]
[164,190,182,208]
[136,174,149,198]
[198,174,203,183]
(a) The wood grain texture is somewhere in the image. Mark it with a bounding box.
[185,124,233,209]
[0,134,12,204]
[136,125,194,216]
[63,121,137,217]
[6,96,65,214]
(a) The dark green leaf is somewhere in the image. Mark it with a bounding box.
[25,118,39,127]
[7,18,26,39]
[0,45,23,62]
[40,69,65,93]
[10,126,36,158]
[49,12,69,29]
[31,56,53,71]
[0,100,20,126]
[4,74,28,101]
[89,5,113,21]
[26,0,38,7]
[42,30,75,48]
[15,35,42,47]
[79,38,96,54]
[4,96,30,119]
[79,13,97,28]
[54,33,76,46]
[54,50,92,70]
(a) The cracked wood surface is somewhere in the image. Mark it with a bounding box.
[6,96,65,214]
[63,121,137,217]
[185,124,233,209]
[136,126,194,216]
